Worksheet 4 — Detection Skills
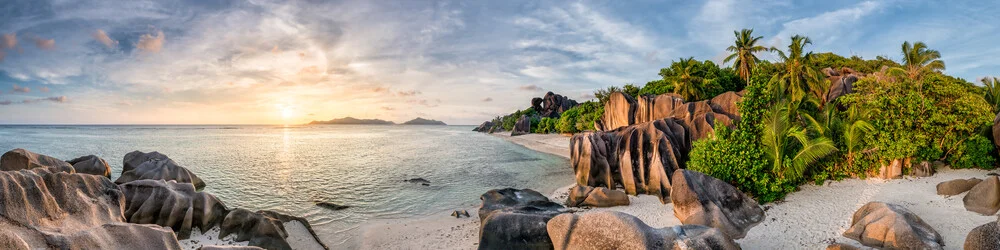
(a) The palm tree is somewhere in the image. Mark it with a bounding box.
[899,41,945,80]
[761,104,838,180]
[672,57,705,100]
[724,29,771,82]
[772,35,820,104]
[981,77,1000,113]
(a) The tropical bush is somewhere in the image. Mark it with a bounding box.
[500,108,536,131]
[951,135,996,169]
[553,101,603,133]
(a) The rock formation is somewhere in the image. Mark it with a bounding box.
[124,150,172,172]
[994,112,1000,150]
[823,67,861,103]
[912,161,935,177]
[0,148,74,173]
[511,115,532,136]
[67,154,112,178]
[478,188,566,250]
[964,176,1000,215]
[565,185,629,207]
[115,155,206,189]
[219,209,326,250]
[119,179,228,239]
[670,169,765,239]
[473,120,496,132]
[965,219,1000,250]
[937,178,982,196]
[546,211,740,250]
[843,202,943,250]
[570,118,691,201]
[596,91,742,139]
[199,246,266,250]
[531,91,579,118]
[0,168,182,249]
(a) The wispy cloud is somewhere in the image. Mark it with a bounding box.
[518,84,541,91]
[92,29,118,49]
[12,84,30,93]
[481,97,492,102]
[136,30,165,53]
[1,34,16,49]
[33,37,55,50]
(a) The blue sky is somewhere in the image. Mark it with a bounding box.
[0,0,997,124]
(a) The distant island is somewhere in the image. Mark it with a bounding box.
[402,117,447,125]
[307,117,446,125]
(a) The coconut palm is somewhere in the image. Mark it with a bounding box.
[724,29,771,82]
[671,57,705,100]
[899,41,945,80]
[761,104,838,180]
[981,77,1000,113]
[772,35,820,104]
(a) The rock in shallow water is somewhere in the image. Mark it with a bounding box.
[0,168,181,249]
[219,209,328,250]
[843,202,943,250]
[565,185,629,207]
[670,169,765,240]
[115,156,206,189]
[0,148,74,173]
[67,154,112,178]
[546,211,740,250]
[478,188,567,250]
[964,176,1000,215]
[119,179,228,239]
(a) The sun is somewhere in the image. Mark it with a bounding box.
[281,106,293,120]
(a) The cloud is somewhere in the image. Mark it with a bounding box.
[298,66,322,75]
[0,50,4,62]
[481,97,492,102]
[116,100,133,106]
[92,29,119,48]
[518,84,542,91]
[580,93,595,100]
[1,34,15,49]
[18,96,68,104]
[40,86,49,92]
[136,30,165,53]
[33,37,55,50]
[380,106,394,110]
[408,99,440,107]
[271,45,279,54]
[372,87,390,93]
[0,100,10,105]
[12,84,30,93]
[396,90,421,96]
[773,1,883,47]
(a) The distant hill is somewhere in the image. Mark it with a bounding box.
[402,117,447,125]
[308,117,395,125]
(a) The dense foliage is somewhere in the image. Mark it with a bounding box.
[658,58,743,100]
[499,108,536,131]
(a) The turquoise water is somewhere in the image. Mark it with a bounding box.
[0,125,573,248]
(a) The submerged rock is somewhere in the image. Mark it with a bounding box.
[937,178,982,196]
[67,154,112,178]
[115,156,206,189]
[0,168,181,249]
[565,185,629,208]
[547,211,740,250]
[478,188,566,250]
[0,148,74,173]
[404,177,431,184]
[119,179,228,239]
[964,176,1000,215]
[843,202,943,250]
[316,202,350,211]
[671,169,765,239]
[965,219,1000,250]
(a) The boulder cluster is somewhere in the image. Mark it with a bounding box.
[0,148,328,250]
[932,176,1000,248]
[821,67,861,104]
[473,91,579,135]
[595,91,743,139]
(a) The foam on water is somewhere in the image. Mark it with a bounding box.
[0,125,573,248]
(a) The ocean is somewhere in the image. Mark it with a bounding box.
[0,125,573,248]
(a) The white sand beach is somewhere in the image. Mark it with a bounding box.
[178,221,326,250]
[360,133,999,250]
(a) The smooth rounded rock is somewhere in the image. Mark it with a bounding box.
[843,202,943,250]
[964,176,1000,215]
[670,169,765,239]
[546,211,740,250]
[67,155,112,178]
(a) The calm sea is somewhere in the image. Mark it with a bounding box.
[0,125,573,248]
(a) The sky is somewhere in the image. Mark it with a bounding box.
[0,0,998,125]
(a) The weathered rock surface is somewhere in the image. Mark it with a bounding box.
[220,209,328,250]
[124,150,172,172]
[67,154,112,178]
[843,202,943,250]
[511,115,532,136]
[994,112,1000,150]
[0,168,182,249]
[565,185,629,207]
[531,91,579,118]
[876,159,904,179]
[546,211,740,250]
[0,148,74,172]
[120,179,228,239]
[936,178,982,196]
[596,91,741,138]
[115,156,206,189]
[571,118,691,202]
[825,243,860,250]
[964,176,1000,215]
[823,67,861,103]
[199,246,266,250]
[912,161,935,177]
[670,169,765,239]
[965,219,1000,250]
[595,92,637,131]
[473,120,495,132]
[478,188,566,250]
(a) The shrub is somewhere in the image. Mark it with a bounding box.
[951,135,996,169]
[535,117,558,134]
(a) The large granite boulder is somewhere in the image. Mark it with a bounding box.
[964,176,1000,215]
[595,92,637,131]
[124,150,172,172]
[912,161,935,177]
[511,115,532,136]
[473,120,495,132]
[67,154,112,178]
[0,148,74,173]
[671,169,765,239]
[115,156,206,189]
[937,178,982,196]
[824,67,860,103]
[571,118,691,202]
[965,219,1000,250]
[634,94,685,127]
[219,209,327,250]
[843,202,943,250]
[531,92,579,118]
[478,188,566,250]
[0,168,182,249]
[547,211,739,250]
[596,91,740,141]
[994,112,1000,150]
[120,179,228,239]
[565,185,629,207]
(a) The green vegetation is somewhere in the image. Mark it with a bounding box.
[724,28,770,82]
[500,108,536,131]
